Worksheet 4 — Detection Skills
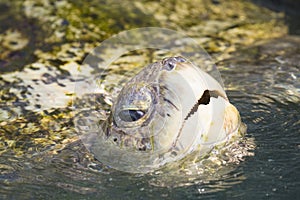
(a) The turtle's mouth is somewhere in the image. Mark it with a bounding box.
[172,89,228,148]
[184,90,227,121]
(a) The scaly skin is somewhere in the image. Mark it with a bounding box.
[95,56,243,172]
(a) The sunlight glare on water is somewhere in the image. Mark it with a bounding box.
[0,0,299,199]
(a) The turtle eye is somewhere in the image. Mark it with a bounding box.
[118,109,146,122]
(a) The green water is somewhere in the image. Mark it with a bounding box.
[0,0,299,199]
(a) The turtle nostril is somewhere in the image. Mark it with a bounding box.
[166,62,176,70]
[162,57,177,71]
[175,56,186,63]
[162,57,186,71]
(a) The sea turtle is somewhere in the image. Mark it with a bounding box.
[0,41,254,188]
[77,56,243,173]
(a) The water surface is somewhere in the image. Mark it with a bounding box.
[0,0,299,199]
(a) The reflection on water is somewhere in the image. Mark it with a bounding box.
[218,36,300,199]
[0,0,299,199]
[1,37,299,199]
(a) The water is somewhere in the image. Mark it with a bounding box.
[0,0,299,199]
[217,37,300,199]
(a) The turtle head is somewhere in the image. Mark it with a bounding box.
[106,57,186,151]
[93,56,239,173]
